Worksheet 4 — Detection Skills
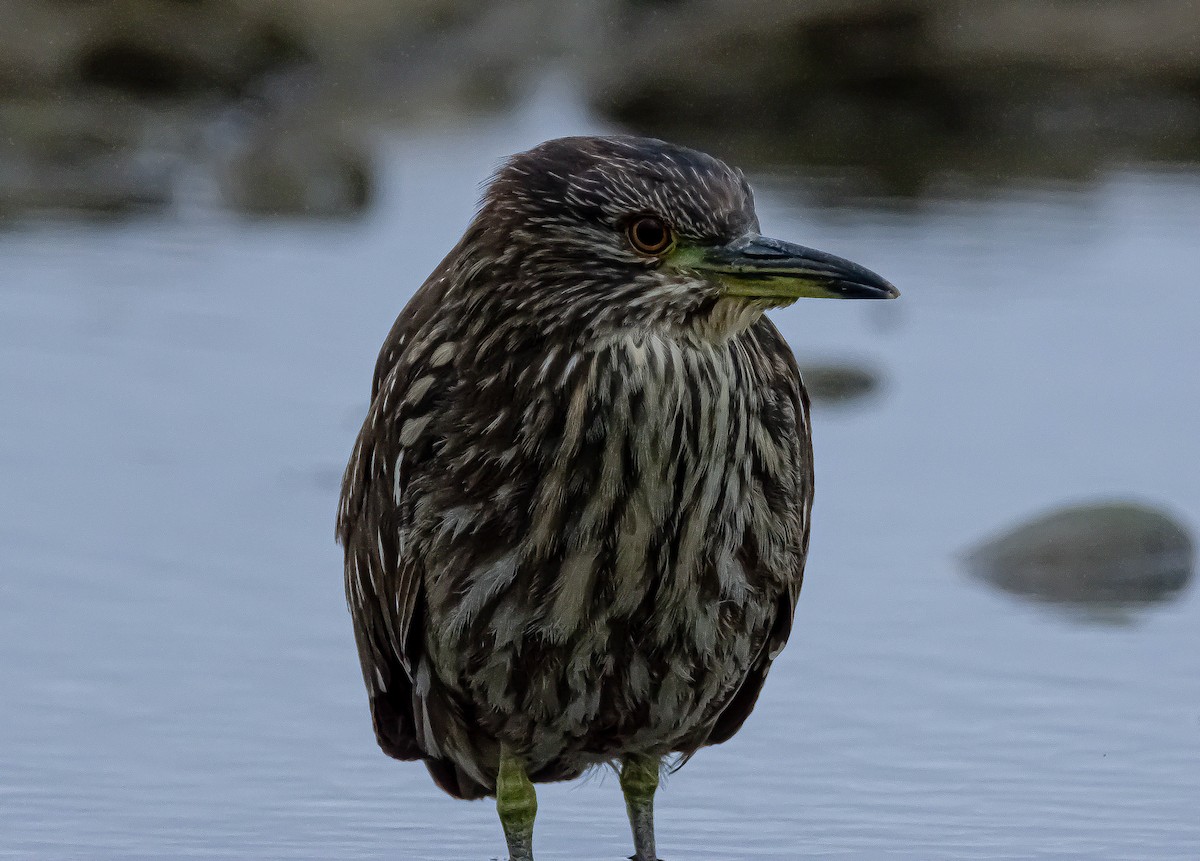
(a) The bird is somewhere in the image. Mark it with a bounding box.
[336,135,898,861]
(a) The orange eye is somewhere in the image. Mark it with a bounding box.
[626,216,673,256]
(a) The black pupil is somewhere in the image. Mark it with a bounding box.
[635,219,666,250]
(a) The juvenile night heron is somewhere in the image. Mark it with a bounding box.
[337,135,897,860]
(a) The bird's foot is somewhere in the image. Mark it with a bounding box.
[621,755,661,861]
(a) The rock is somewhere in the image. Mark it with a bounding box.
[0,0,546,219]
[217,122,373,218]
[0,99,176,219]
[580,0,1200,196]
[7,0,1200,216]
[799,362,881,405]
[964,501,1194,615]
[0,0,309,98]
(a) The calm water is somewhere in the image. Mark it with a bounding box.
[4,93,1199,860]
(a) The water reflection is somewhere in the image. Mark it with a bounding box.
[964,501,1194,622]
[5,124,1200,858]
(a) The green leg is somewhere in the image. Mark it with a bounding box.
[620,754,662,861]
[496,744,537,861]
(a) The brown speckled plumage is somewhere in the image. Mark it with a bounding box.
[337,136,895,857]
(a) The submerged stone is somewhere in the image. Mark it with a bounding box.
[799,362,880,405]
[965,501,1193,611]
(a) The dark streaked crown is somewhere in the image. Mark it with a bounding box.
[486,135,759,245]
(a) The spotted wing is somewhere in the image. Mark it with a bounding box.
[336,255,457,764]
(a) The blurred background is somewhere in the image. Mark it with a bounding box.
[3,1,1199,858]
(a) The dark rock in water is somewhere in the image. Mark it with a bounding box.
[0,0,526,220]
[218,125,372,218]
[799,362,881,405]
[0,99,176,219]
[965,502,1194,614]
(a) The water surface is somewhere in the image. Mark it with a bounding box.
[3,95,1199,859]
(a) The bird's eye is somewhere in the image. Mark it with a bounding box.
[626,216,674,256]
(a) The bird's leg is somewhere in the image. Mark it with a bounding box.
[620,754,662,861]
[496,744,538,861]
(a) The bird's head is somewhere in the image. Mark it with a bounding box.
[464,135,897,342]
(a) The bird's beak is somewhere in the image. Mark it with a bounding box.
[692,234,899,301]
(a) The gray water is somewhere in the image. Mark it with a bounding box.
[4,92,1199,860]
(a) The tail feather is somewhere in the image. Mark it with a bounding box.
[424,757,491,800]
[370,685,422,761]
